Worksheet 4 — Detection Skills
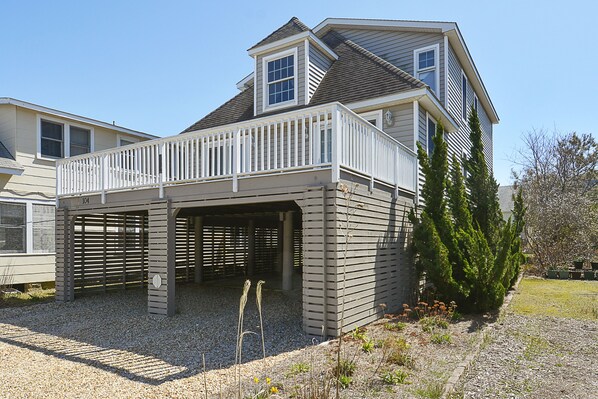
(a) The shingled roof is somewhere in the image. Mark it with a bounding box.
[310,31,423,105]
[183,30,426,133]
[181,86,254,133]
[249,17,310,50]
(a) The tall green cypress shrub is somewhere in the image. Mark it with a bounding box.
[410,107,524,312]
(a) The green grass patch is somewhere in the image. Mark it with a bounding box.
[0,289,55,308]
[511,278,598,320]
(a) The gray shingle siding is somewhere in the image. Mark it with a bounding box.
[255,43,306,115]
[334,28,445,104]
[307,44,332,103]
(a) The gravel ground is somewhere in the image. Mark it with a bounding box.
[0,283,484,398]
[456,312,598,399]
[0,283,313,398]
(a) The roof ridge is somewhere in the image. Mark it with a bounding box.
[249,16,310,50]
[290,16,311,32]
[328,31,424,88]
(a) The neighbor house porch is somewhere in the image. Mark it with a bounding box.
[55,102,418,336]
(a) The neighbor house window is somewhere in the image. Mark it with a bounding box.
[0,202,26,253]
[38,116,94,159]
[415,45,439,94]
[32,204,55,253]
[263,49,297,109]
[427,117,437,155]
[119,138,136,146]
[462,72,468,121]
[40,120,64,158]
[69,126,91,156]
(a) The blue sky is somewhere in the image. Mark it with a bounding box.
[1,0,596,185]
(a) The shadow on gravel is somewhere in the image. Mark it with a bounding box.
[0,283,312,385]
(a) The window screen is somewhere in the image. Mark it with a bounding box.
[0,202,26,253]
[33,204,55,253]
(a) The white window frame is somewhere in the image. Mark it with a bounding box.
[358,110,383,129]
[262,47,298,112]
[426,112,437,155]
[117,134,139,147]
[37,114,95,161]
[414,44,440,96]
[461,70,468,122]
[0,197,56,256]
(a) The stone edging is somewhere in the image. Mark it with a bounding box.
[441,273,524,398]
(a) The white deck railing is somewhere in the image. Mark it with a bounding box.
[56,103,417,202]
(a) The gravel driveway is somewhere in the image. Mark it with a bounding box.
[0,283,312,398]
[456,312,598,398]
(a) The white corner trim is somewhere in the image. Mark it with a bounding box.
[413,101,419,152]
[304,39,310,103]
[0,97,157,139]
[253,56,258,116]
[444,35,449,108]
[261,47,299,113]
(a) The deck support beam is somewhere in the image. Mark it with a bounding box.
[282,211,294,291]
[194,216,204,283]
[55,209,75,302]
[148,200,176,317]
[247,219,255,277]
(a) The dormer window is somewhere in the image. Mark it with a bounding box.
[414,45,439,95]
[263,49,298,110]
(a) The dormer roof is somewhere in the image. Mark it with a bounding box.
[248,17,310,51]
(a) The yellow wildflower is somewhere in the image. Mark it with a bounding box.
[266,377,271,385]
[270,386,279,394]
[253,377,259,384]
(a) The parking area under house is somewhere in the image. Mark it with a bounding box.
[54,103,418,336]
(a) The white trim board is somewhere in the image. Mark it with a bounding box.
[0,97,158,139]
[345,88,458,132]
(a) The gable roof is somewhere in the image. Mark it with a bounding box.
[249,17,310,51]
[313,18,499,124]
[182,31,426,133]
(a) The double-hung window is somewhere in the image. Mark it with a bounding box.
[39,117,93,159]
[415,45,439,95]
[264,49,297,109]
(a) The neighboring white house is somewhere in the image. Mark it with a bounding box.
[0,98,157,287]
[498,185,516,222]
